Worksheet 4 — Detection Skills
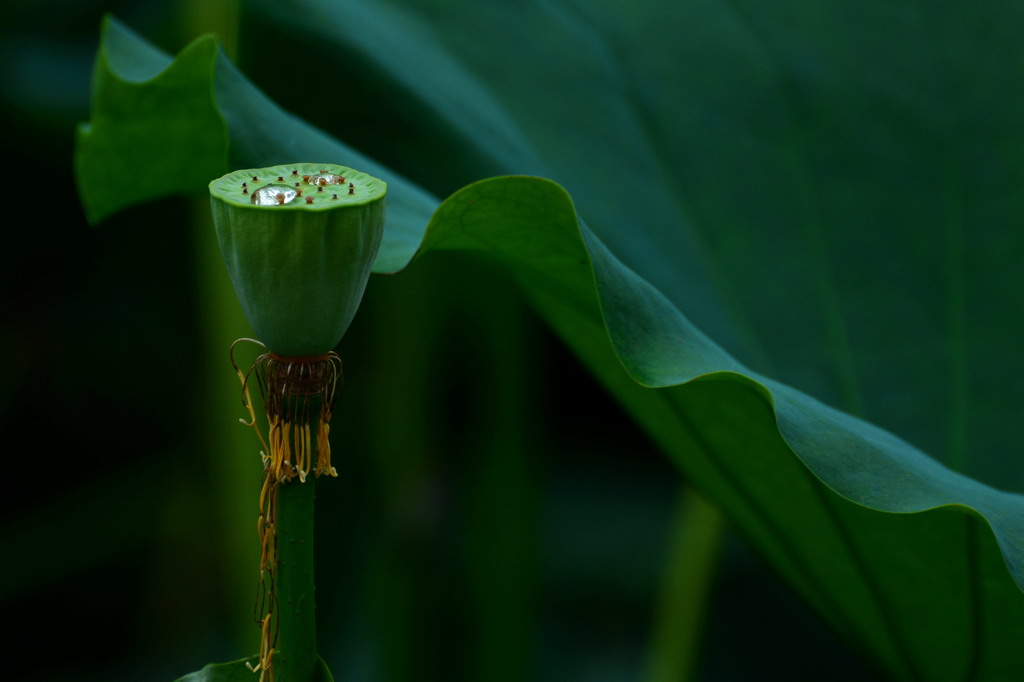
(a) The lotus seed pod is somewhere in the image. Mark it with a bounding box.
[209,163,386,357]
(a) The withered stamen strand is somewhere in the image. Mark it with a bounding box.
[233,342,344,682]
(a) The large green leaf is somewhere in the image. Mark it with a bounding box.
[76,13,1024,681]
[255,0,1024,487]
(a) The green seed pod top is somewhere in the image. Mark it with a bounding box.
[209,163,386,357]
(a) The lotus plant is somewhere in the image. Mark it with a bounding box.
[209,162,386,681]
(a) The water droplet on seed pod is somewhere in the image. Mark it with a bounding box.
[306,173,344,187]
[251,184,299,206]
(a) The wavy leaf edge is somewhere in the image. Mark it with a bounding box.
[412,174,1024,595]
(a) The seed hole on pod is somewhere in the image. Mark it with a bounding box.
[251,184,298,206]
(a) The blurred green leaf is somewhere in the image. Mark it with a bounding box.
[74,17,227,224]
[175,656,334,681]
[174,658,259,682]
[76,11,1024,682]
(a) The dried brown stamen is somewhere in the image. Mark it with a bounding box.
[230,341,343,682]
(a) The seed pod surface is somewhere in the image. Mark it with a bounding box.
[210,163,386,356]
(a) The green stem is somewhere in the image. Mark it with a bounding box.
[645,489,725,682]
[181,0,255,654]
[276,478,319,682]
[195,208,260,651]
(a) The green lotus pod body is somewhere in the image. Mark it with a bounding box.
[209,163,386,357]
